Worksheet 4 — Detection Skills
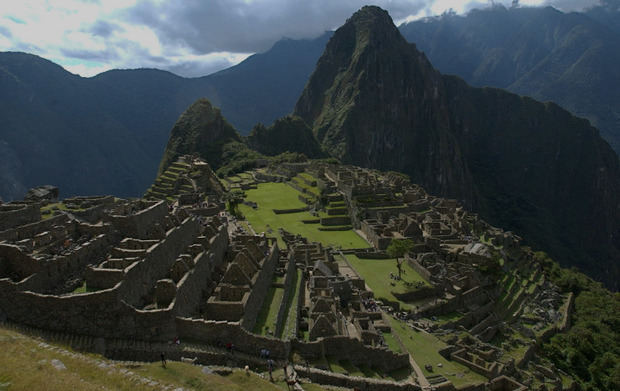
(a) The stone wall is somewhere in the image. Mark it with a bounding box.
[173,224,228,316]
[407,256,432,282]
[273,207,309,214]
[176,317,409,372]
[176,317,288,358]
[320,216,351,226]
[0,244,40,280]
[393,286,439,302]
[450,348,496,378]
[0,214,68,244]
[107,200,168,239]
[120,217,201,306]
[293,366,421,391]
[0,203,41,231]
[85,267,124,290]
[320,336,410,372]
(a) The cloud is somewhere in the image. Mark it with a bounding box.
[0,0,606,78]
[0,25,12,38]
[86,20,122,38]
[124,0,432,55]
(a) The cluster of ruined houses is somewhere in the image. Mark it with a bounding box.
[306,163,573,390]
[0,157,573,390]
[0,167,411,384]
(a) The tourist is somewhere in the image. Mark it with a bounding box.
[160,352,166,368]
[268,358,274,381]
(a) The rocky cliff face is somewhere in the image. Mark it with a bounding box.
[295,6,620,288]
[295,7,475,203]
[158,98,241,174]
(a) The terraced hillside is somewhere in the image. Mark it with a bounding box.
[145,155,224,202]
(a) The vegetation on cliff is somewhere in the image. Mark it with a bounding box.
[537,252,620,390]
[246,116,323,158]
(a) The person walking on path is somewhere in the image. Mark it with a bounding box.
[160,352,166,368]
[267,359,274,381]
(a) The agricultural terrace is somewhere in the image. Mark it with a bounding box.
[344,255,430,310]
[238,182,369,249]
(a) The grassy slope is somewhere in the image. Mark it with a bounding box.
[386,317,487,387]
[0,326,306,391]
[238,183,368,249]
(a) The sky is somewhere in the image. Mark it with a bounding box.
[0,0,603,78]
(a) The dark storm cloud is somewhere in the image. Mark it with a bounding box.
[86,20,122,38]
[60,46,120,61]
[124,0,429,55]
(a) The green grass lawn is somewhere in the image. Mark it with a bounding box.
[279,270,302,339]
[387,317,487,388]
[382,331,403,353]
[239,183,369,249]
[345,255,430,309]
[253,286,284,336]
[40,202,86,220]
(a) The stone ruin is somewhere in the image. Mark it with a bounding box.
[302,162,575,390]
[0,159,577,391]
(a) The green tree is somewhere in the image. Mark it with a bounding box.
[224,190,244,218]
[387,239,414,278]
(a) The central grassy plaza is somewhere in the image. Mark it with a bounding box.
[238,182,369,249]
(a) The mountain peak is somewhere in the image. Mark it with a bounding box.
[157,98,241,174]
[347,5,394,28]
[343,6,407,50]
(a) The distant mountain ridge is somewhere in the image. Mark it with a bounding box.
[0,32,330,201]
[399,4,620,152]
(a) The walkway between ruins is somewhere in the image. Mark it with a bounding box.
[408,354,431,390]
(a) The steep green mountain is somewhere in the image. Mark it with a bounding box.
[157,98,241,174]
[399,5,620,153]
[295,6,620,289]
[0,33,330,201]
[246,116,323,158]
[157,98,321,179]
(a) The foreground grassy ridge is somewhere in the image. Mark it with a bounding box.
[0,325,332,390]
[386,317,487,388]
[345,255,430,309]
[238,183,369,249]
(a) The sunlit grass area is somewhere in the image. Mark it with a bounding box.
[238,183,369,249]
[345,255,430,309]
[0,325,331,391]
[386,317,487,388]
